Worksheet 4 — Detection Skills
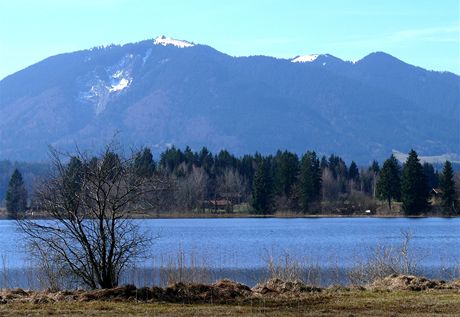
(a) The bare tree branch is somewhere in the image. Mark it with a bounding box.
[18,145,169,289]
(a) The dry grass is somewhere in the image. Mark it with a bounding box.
[0,289,458,316]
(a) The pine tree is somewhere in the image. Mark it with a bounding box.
[160,146,184,172]
[198,147,214,174]
[369,160,380,174]
[320,156,328,170]
[299,151,322,213]
[369,160,380,198]
[183,146,196,170]
[251,158,274,214]
[328,154,348,193]
[348,161,359,181]
[401,150,429,214]
[273,150,299,198]
[5,169,27,217]
[134,148,156,178]
[215,149,237,174]
[439,160,456,214]
[348,161,360,190]
[64,157,83,212]
[102,152,122,181]
[376,154,401,210]
[423,162,439,189]
[239,154,256,189]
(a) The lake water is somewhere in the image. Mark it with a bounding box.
[0,218,459,287]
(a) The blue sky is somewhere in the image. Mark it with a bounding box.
[0,0,459,79]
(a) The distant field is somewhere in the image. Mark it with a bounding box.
[1,290,459,316]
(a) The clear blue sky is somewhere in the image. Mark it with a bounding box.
[1,0,459,79]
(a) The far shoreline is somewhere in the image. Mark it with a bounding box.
[1,210,459,220]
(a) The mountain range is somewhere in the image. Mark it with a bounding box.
[0,35,459,163]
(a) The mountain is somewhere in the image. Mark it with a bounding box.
[0,36,459,163]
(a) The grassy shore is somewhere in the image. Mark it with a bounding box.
[0,276,459,316]
[0,289,459,316]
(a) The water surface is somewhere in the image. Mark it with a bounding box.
[0,218,458,287]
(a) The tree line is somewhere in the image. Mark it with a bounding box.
[3,146,459,217]
[8,146,460,290]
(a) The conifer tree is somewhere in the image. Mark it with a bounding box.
[423,162,439,189]
[215,149,237,174]
[251,158,274,214]
[198,147,214,174]
[376,154,401,210]
[299,151,322,213]
[183,146,196,169]
[439,160,456,214]
[369,160,380,198]
[273,150,299,197]
[160,146,184,172]
[401,150,429,214]
[63,157,83,212]
[6,169,27,217]
[348,161,359,182]
[320,156,328,170]
[369,160,380,174]
[239,154,256,188]
[134,148,156,178]
[348,161,360,190]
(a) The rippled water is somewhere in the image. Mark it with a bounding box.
[0,217,459,287]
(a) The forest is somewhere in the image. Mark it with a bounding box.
[1,146,459,216]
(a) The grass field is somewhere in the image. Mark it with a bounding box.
[0,290,459,316]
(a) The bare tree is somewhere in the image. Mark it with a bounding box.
[18,146,168,289]
[217,168,248,210]
[321,168,340,201]
[175,165,208,211]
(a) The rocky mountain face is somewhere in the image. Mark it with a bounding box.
[0,36,459,162]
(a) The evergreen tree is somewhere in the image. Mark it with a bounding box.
[160,146,184,172]
[328,154,348,193]
[348,161,360,190]
[101,152,122,181]
[376,154,401,210]
[5,169,27,216]
[348,161,359,182]
[299,151,322,213]
[439,160,456,213]
[320,156,328,170]
[183,146,196,171]
[369,160,380,174]
[251,158,274,214]
[401,150,430,214]
[239,154,256,190]
[273,150,299,197]
[423,162,439,189]
[64,157,83,212]
[134,148,156,178]
[369,160,380,198]
[215,149,237,175]
[198,147,214,175]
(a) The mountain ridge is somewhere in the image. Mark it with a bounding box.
[0,36,459,163]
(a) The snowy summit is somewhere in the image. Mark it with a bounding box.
[109,78,130,92]
[154,35,194,48]
[291,54,320,63]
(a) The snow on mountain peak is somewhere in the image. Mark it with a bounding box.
[291,54,320,63]
[109,78,130,92]
[154,35,194,48]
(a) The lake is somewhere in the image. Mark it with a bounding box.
[0,217,459,287]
